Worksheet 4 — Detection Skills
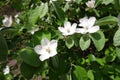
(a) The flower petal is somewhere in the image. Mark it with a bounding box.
[39,53,50,61]
[88,26,100,33]
[58,27,65,33]
[2,15,12,27]
[76,28,87,34]
[41,38,49,46]
[88,17,96,28]
[50,40,58,49]
[34,45,42,54]
[79,17,88,27]
[64,21,71,29]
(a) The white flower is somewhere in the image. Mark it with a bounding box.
[30,27,39,35]
[34,38,58,61]
[50,0,57,3]
[3,65,10,75]
[2,15,13,27]
[86,0,95,8]
[66,0,71,2]
[76,17,100,34]
[14,13,21,24]
[58,21,77,36]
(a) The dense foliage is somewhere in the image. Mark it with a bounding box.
[0,0,120,80]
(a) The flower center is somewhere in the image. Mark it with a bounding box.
[46,47,51,53]
[67,28,70,33]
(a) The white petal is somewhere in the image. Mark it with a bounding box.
[88,26,100,33]
[72,23,77,29]
[86,0,95,8]
[2,15,12,27]
[39,53,50,61]
[41,38,49,46]
[79,17,88,27]
[76,28,87,34]
[34,45,42,54]
[3,65,10,75]
[79,17,88,23]
[88,17,96,28]
[64,21,71,29]
[58,27,66,33]
[50,40,58,49]
[50,49,57,57]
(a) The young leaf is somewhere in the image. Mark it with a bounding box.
[90,31,105,51]
[79,35,91,51]
[88,54,96,62]
[95,16,118,26]
[87,70,94,80]
[0,32,8,61]
[73,65,88,80]
[65,37,74,49]
[113,29,120,46]
[19,47,41,67]
[28,3,48,25]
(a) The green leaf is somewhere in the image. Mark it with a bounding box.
[87,70,94,80]
[20,62,36,79]
[113,29,120,46]
[102,0,114,5]
[0,32,8,61]
[65,37,74,49]
[88,54,96,62]
[79,35,91,51]
[95,16,118,26]
[28,3,48,25]
[116,47,120,59]
[114,0,120,11]
[118,14,120,27]
[90,31,105,51]
[19,47,41,67]
[73,65,88,80]
[52,2,65,23]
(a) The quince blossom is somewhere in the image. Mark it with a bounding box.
[2,15,12,27]
[34,38,58,61]
[86,0,95,8]
[58,21,77,36]
[3,65,10,75]
[76,17,99,34]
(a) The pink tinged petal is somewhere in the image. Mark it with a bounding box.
[88,26,100,33]
[41,38,49,46]
[34,45,42,55]
[64,21,71,29]
[88,17,96,28]
[76,28,87,34]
